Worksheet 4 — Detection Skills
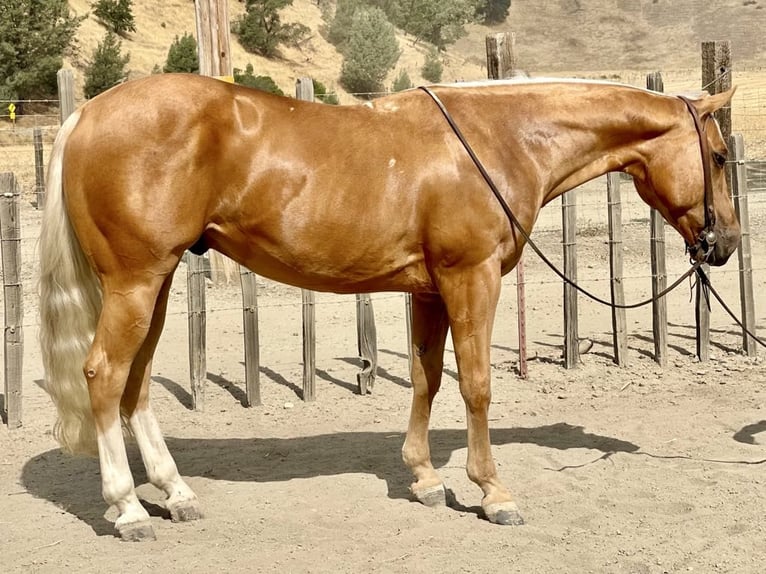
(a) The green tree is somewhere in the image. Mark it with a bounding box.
[391,69,412,92]
[233,0,310,57]
[83,31,130,99]
[399,0,478,49]
[475,0,511,24]
[233,63,285,96]
[0,0,84,100]
[325,0,361,48]
[164,33,198,73]
[92,0,137,36]
[421,49,443,83]
[340,7,400,96]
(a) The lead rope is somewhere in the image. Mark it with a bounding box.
[418,86,701,310]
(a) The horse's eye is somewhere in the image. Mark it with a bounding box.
[713,152,727,167]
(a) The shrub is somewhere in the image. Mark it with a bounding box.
[421,50,443,83]
[92,0,136,36]
[313,79,340,105]
[83,31,130,99]
[164,33,199,73]
[391,69,413,92]
[233,64,285,96]
[476,0,511,24]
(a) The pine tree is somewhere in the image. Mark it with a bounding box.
[340,7,400,96]
[391,69,413,92]
[0,0,84,100]
[233,0,309,57]
[164,33,199,73]
[92,0,137,36]
[83,31,130,99]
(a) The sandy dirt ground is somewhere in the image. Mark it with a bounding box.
[2,194,766,574]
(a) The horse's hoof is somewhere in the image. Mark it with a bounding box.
[484,502,525,526]
[411,483,447,507]
[169,500,203,523]
[118,520,157,542]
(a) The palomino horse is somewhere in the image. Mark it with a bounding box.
[39,74,739,540]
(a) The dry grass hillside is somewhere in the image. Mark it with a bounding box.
[65,0,766,97]
[60,0,766,154]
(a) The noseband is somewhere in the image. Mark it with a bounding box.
[678,96,717,262]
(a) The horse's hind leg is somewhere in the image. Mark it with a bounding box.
[120,274,201,524]
[402,293,450,506]
[86,276,171,541]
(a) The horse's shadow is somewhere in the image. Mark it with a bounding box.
[20,423,639,536]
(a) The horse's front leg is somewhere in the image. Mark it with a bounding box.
[440,261,525,525]
[402,293,450,506]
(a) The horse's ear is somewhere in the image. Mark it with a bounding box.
[695,86,737,119]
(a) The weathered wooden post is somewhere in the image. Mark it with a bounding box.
[187,254,207,410]
[34,127,45,209]
[295,77,317,401]
[356,294,377,394]
[730,133,757,355]
[697,40,732,361]
[607,173,628,365]
[0,173,23,428]
[240,267,261,406]
[646,71,668,366]
[485,31,527,377]
[57,69,76,124]
[562,190,579,368]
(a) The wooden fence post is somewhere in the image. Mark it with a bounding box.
[646,72,668,366]
[57,69,76,124]
[356,294,377,394]
[0,173,23,428]
[296,77,317,401]
[34,127,45,209]
[607,173,628,365]
[562,190,579,368]
[302,289,316,402]
[697,40,732,361]
[730,133,757,355]
[240,267,261,406]
[187,254,207,410]
[486,31,527,377]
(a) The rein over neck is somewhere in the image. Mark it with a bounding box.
[678,95,717,258]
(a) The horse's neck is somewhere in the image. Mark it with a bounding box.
[500,86,675,207]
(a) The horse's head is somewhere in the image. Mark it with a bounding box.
[631,88,740,266]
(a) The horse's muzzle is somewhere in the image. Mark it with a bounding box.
[689,224,740,266]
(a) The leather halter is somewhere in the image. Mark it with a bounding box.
[677,95,717,262]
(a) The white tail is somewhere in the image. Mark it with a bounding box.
[39,110,103,455]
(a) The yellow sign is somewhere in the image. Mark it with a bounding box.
[8,102,15,123]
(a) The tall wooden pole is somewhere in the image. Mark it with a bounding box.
[697,41,732,361]
[195,0,233,78]
[296,78,317,402]
[646,72,668,367]
[485,32,527,378]
[195,1,238,285]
